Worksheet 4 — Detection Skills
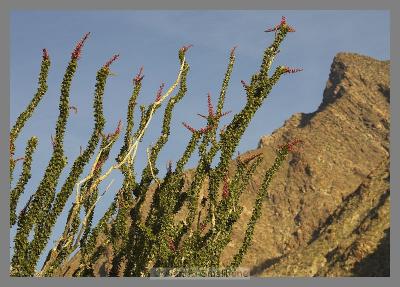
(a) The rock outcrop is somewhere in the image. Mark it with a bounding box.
[247,52,390,276]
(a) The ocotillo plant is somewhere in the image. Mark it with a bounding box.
[10,17,302,277]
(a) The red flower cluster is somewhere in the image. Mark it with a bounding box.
[180,44,193,53]
[104,54,120,69]
[42,48,49,60]
[265,16,296,33]
[133,66,144,85]
[102,120,122,140]
[197,93,231,120]
[199,126,213,133]
[181,122,212,134]
[183,93,231,134]
[279,138,303,152]
[282,66,303,74]
[182,122,196,133]
[114,119,122,135]
[230,45,238,57]
[155,83,165,102]
[71,32,90,60]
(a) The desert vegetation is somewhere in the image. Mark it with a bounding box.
[9,16,302,277]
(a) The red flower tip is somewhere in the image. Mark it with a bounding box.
[182,121,211,134]
[104,54,120,68]
[287,26,296,32]
[133,66,144,85]
[180,44,193,53]
[155,82,165,102]
[42,48,49,60]
[230,45,238,57]
[103,121,122,139]
[103,120,122,140]
[287,139,303,152]
[207,93,215,117]
[264,18,281,33]
[281,16,296,32]
[279,138,303,153]
[71,32,90,60]
[199,125,212,134]
[282,66,303,74]
[182,122,196,133]
[114,119,122,135]
[220,110,232,118]
[265,16,295,33]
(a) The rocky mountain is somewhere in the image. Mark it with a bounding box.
[246,52,389,276]
[59,52,390,277]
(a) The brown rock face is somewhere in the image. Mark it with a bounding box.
[60,52,390,277]
[250,52,390,276]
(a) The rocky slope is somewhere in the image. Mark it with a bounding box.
[223,52,390,276]
[59,52,390,277]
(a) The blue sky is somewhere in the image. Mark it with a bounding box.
[10,10,389,270]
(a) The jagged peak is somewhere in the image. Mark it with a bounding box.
[259,52,390,148]
[321,52,389,107]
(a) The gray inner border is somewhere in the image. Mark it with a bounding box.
[1,1,398,287]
